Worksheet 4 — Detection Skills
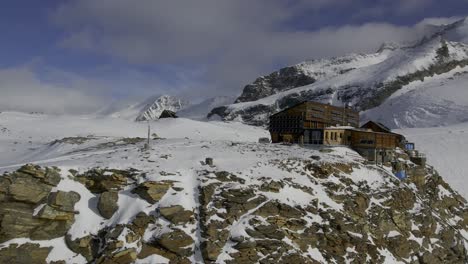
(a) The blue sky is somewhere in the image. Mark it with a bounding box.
[1,0,467,113]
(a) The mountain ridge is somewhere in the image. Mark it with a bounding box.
[208,17,468,128]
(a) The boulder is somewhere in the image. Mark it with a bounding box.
[132,181,173,204]
[160,205,193,224]
[98,191,119,219]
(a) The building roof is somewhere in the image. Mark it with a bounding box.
[361,120,392,133]
[325,126,403,136]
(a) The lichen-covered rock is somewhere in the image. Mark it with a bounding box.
[98,191,119,219]
[132,181,173,204]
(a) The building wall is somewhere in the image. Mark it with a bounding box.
[304,102,359,127]
[323,129,352,146]
[350,131,398,149]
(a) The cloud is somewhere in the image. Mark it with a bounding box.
[52,0,457,100]
[0,65,104,114]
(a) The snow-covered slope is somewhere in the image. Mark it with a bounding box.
[0,113,466,263]
[209,18,468,127]
[362,66,468,128]
[0,112,267,167]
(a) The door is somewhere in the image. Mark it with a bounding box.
[310,130,323,145]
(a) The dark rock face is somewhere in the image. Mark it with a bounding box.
[235,65,316,103]
[159,109,178,119]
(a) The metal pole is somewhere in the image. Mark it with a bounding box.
[147,121,150,149]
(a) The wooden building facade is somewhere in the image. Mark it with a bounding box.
[324,127,401,149]
[269,101,359,144]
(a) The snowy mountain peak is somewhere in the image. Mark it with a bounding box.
[135,95,190,121]
[210,32,468,128]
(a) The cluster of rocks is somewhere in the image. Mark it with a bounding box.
[0,158,467,263]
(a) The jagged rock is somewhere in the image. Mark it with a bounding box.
[155,229,194,257]
[132,181,173,204]
[98,191,119,219]
[0,243,51,264]
[159,205,193,224]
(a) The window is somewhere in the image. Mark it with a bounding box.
[359,139,375,145]
[325,132,329,139]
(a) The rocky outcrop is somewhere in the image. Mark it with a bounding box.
[235,65,317,103]
[0,157,466,263]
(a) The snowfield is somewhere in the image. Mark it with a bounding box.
[0,112,466,263]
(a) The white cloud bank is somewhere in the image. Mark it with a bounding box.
[0,65,103,114]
